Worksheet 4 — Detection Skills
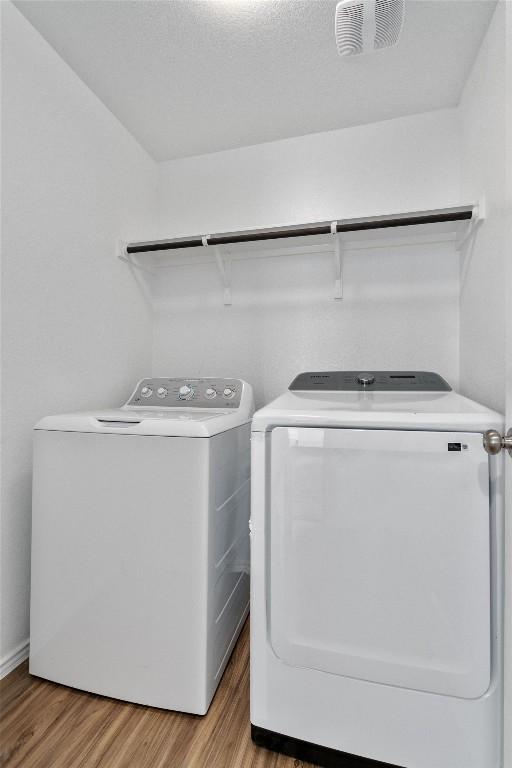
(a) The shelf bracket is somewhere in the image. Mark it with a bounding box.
[208,239,232,306]
[331,222,343,300]
[117,239,155,275]
[456,199,486,254]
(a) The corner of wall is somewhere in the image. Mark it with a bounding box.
[457,1,507,413]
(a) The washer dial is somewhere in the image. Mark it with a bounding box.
[178,384,194,400]
[205,387,217,399]
[156,387,168,398]
[223,387,236,399]
[141,386,153,398]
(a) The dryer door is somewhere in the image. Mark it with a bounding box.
[269,427,491,699]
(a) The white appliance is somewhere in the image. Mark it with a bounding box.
[30,377,254,714]
[250,371,504,768]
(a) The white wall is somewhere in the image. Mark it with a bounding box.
[158,109,461,237]
[0,2,158,673]
[458,1,508,413]
[154,109,462,406]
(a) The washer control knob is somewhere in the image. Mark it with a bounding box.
[357,373,375,387]
[223,387,236,399]
[141,386,153,398]
[205,387,217,399]
[156,387,168,398]
[178,384,194,400]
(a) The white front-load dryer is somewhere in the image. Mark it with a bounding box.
[250,371,504,768]
[30,377,254,714]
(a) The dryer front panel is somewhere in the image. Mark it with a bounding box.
[269,427,491,699]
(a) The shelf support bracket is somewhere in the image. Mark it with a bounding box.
[458,200,486,289]
[331,222,343,300]
[117,239,154,275]
[207,238,232,306]
[456,199,486,254]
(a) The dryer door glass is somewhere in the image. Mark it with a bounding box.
[269,427,492,699]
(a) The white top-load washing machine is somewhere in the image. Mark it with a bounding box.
[250,371,504,768]
[30,377,254,714]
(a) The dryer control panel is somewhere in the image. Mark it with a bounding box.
[289,371,451,392]
[125,378,244,408]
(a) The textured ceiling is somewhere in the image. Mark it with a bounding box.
[14,0,496,160]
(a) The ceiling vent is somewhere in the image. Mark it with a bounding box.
[335,0,405,57]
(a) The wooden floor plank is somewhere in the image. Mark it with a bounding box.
[0,622,317,768]
[0,663,32,713]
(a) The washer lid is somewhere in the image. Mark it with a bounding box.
[252,390,503,433]
[35,407,251,437]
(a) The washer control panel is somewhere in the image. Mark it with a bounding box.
[126,378,244,408]
[289,371,451,392]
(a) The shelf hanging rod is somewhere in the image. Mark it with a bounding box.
[126,205,473,255]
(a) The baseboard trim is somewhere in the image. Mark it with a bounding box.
[251,724,401,768]
[0,639,30,679]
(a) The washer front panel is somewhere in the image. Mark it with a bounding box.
[126,378,243,408]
